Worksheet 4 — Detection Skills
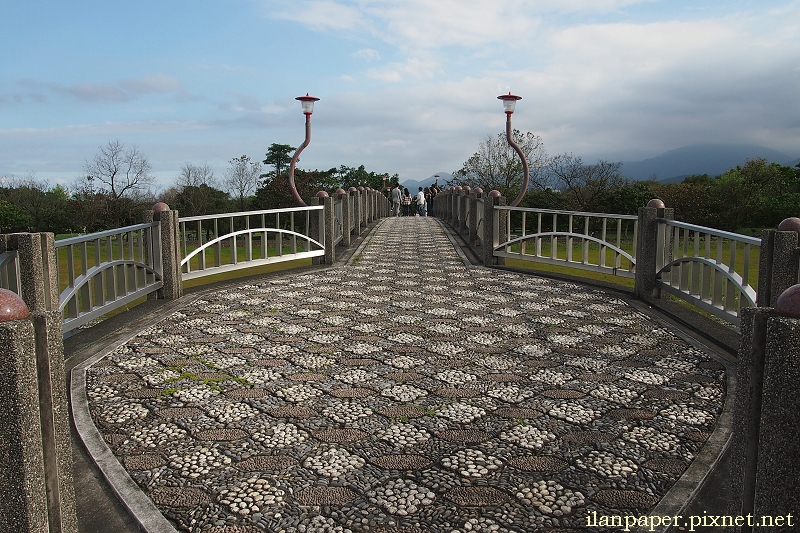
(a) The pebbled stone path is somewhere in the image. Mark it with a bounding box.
[85,216,726,532]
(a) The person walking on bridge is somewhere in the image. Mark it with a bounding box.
[402,188,412,216]
[391,184,402,217]
[416,187,427,217]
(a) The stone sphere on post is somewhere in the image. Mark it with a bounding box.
[474,187,483,196]
[455,186,463,192]
[316,191,329,199]
[647,199,665,209]
[777,217,800,234]
[0,288,29,322]
[775,284,800,318]
[463,186,471,193]
[152,202,170,212]
[348,187,357,193]
[336,188,346,195]
[488,190,502,198]
[358,186,365,192]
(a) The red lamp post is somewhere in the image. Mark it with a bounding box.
[497,92,529,207]
[288,93,320,206]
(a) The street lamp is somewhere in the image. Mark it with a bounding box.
[288,93,321,206]
[497,92,529,207]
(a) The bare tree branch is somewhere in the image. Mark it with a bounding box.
[84,140,154,199]
[452,130,548,197]
[223,155,262,211]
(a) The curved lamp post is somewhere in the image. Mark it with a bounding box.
[497,92,529,207]
[287,93,320,206]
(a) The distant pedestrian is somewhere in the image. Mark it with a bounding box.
[391,185,402,217]
[402,188,412,216]
[426,187,436,217]
[416,187,427,217]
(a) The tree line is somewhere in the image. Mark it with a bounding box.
[451,131,800,233]
[0,141,399,235]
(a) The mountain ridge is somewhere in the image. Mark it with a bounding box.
[620,144,797,182]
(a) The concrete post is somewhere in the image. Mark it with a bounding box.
[321,194,335,265]
[483,192,506,266]
[6,233,59,313]
[368,190,374,222]
[753,310,800,529]
[355,189,364,235]
[450,189,460,226]
[634,202,675,300]
[145,204,182,300]
[0,281,78,533]
[468,191,480,246]
[458,189,469,233]
[728,287,800,531]
[447,190,453,221]
[340,191,351,247]
[756,228,799,307]
[0,295,47,533]
[728,306,771,530]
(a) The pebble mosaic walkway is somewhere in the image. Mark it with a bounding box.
[85,216,726,533]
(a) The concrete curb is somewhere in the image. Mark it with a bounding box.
[69,300,200,533]
[433,217,475,269]
[345,218,385,266]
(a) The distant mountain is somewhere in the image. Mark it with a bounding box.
[620,144,796,182]
[399,172,452,192]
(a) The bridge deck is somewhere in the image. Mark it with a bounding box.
[75,216,728,533]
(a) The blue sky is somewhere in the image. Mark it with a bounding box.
[2,0,799,191]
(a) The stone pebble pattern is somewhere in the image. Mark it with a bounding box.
[85,216,726,533]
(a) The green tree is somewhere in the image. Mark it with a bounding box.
[263,144,296,181]
[0,198,32,232]
[599,180,658,215]
[3,177,72,233]
[174,184,229,217]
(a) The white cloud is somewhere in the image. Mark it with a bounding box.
[366,56,440,82]
[268,0,366,31]
[353,48,381,61]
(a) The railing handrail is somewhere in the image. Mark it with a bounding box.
[497,205,638,220]
[178,205,323,223]
[180,227,324,267]
[55,222,159,247]
[658,218,762,246]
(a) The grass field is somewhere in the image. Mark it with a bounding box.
[54,233,314,324]
[503,233,760,289]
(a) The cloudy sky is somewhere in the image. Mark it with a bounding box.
[2,0,799,190]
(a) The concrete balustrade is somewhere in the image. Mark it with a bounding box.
[0,285,77,532]
[728,287,800,532]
